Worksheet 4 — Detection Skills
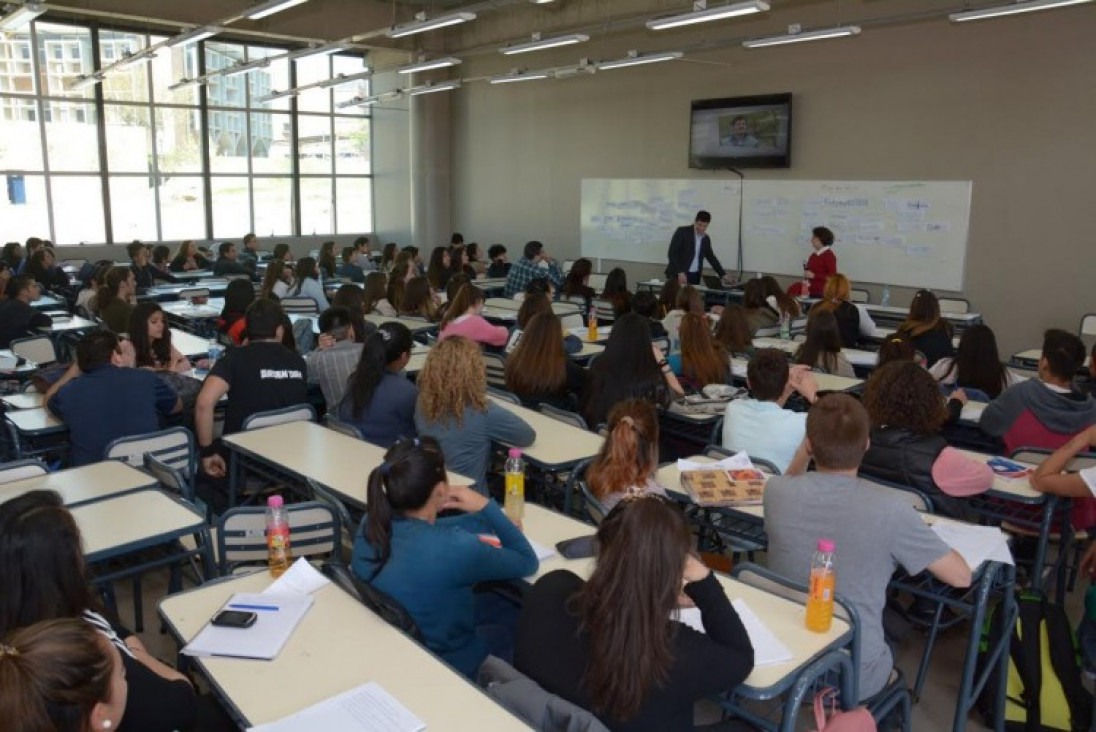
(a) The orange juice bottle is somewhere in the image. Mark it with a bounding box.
[805,538,836,632]
[587,312,598,342]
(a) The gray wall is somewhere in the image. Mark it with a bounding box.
[449,10,1096,355]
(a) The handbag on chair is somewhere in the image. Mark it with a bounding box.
[811,687,876,731]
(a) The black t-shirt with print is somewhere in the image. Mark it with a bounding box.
[211,341,308,434]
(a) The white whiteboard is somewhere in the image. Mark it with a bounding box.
[741,180,972,291]
[580,178,972,291]
[580,179,742,267]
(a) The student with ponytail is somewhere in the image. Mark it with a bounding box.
[351,437,539,679]
[338,322,418,447]
[587,400,668,512]
[438,284,508,348]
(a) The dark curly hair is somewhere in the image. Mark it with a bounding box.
[862,360,946,435]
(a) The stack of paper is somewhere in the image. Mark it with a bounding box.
[248,682,426,732]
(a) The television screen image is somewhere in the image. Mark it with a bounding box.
[690,93,792,169]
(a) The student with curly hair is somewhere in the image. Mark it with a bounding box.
[415,336,535,493]
[860,360,992,518]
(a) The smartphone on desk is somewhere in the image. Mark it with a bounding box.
[211,609,257,629]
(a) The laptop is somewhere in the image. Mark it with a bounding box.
[703,275,729,290]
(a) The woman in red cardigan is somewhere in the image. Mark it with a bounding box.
[803,226,837,297]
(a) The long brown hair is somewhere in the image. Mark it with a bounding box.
[401,276,438,321]
[675,285,703,314]
[657,280,680,319]
[577,497,691,720]
[0,619,116,732]
[517,293,551,329]
[416,336,487,425]
[260,260,286,300]
[679,313,727,386]
[761,276,801,318]
[899,289,947,338]
[439,284,484,330]
[361,271,387,314]
[587,400,659,500]
[506,312,567,398]
[713,304,752,353]
[795,310,844,373]
[387,261,410,311]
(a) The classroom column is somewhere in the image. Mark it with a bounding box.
[411,80,451,248]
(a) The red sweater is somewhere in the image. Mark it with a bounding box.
[805,248,837,297]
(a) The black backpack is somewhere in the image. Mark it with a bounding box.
[977,592,1092,731]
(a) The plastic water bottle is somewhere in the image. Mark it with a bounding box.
[266,495,292,578]
[587,312,598,342]
[207,338,224,367]
[504,448,525,524]
[881,284,891,307]
[779,313,791,341]
[806,538,836,632]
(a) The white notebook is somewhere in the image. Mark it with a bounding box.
[248,682,425,732]
[182,592,313,661]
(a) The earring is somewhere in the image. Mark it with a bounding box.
[102,721,112,730]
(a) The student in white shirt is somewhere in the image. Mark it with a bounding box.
[284,256,329,311]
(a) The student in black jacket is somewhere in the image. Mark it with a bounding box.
[0,276,52,347]
[515,496,755,731]
[128,241,176,288]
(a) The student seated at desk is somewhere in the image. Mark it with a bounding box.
[97,267,136,335]
[667,313,729,390]
[505,312,587,411]
[0,276,52,348]
[426,246,451,293]
[929,324,1022,401]
[307,307,362,411]
[810,274,876,349]
[515,496,755,732]
[197,299,308,479]
[896,289,955,368]
[582,313,684,429]
[128,241,176,289]
[876,332,922,369]
[503,241,564,299]
[330,284,374,344]
[283,257,329,312]
[399,276,440,322]
[384,261,413,314]
[794,310,856,377]
[587,399,668,513]
[980,328,1096,453]
[712,304,754,358]
[258,259,292,301]
[239,233,262,275]
[505,293,582,356]
[24,247,69,291]
[741,279,778,336]
[0,619,130,732]
[0,491,196,731]
[438,284,508,348]
[722,349,818,473]
[486,244,510,279]
[217,279,255,346]
[1030,424,1096,507]
[416,336,535,494]
[316,241,336,281]
[600,267,633,317]
[211,241,256,280]
[45,330,182,465]
[764,394,972,701]
[129,303,191,373]
[860,361,992,519]
[561,258,596,316]
[351,437,538,679]
[339,322,417,447]
[448,243,476,282]
[761,276,802,322]
[336,246,365,284]
[656,279,680,320]
[662,285,704,350]
[632,290,668,339]
[362,271,396,317]
[169,240,209,273]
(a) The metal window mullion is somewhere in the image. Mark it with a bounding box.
[198,41,213,241]
[28,22,58,243]
[89,22,113,244]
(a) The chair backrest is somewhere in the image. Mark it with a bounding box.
[550,301,581,316]
[565,458,607,525]
[103,426,195,476]
[143,453,196,503]
[858,475,934,513]
[849,288,870,304]
[559,313,583,330]
[937,297,970,314]
[487,386,521,405]
[320,561,424,641]
[323,414,364,440]
[242,403,316,431]
[279,297,319,314]
[178,287,209,302]
[0,458,48,485]
[10,336,57,366]
[478,655,610,732]
[306,477,353,555]
[592,299,615,321]
[216,501,340,574]
[482,352,508,390]
[539,403,588,430]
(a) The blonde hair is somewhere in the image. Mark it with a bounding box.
[416,336,487,425]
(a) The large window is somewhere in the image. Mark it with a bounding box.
[0,20,373,244]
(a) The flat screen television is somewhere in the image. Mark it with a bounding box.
[689,93,792,169]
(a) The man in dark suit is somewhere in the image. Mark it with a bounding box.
[665,210,731,286]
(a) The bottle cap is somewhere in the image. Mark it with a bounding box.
[508,448,523,459]
[817,538,835,553]
[268,495,284,508]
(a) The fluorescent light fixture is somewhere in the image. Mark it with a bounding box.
[490,70,550,84]
[289,43,348,60]
[949,0,1092,21]
[166,26,222,48]
[386,11,476,39]
[0,2,46,32]
[500,32,589,55]
[646,0,769,30]
[256,89,297,102]
[597,50,683,70]
[168,78,203,91]
[743,25,861,47]
[116,52,153,70]
[337,90,401,108]
[244,0,310,20]
[397,57,462,74]
[67,74,102,91]
[318,70,372,88]
[406,80,461,96]
[221,58,270,77]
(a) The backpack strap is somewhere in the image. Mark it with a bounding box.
[1011,597,1044,732]
[1040,599,1094,731]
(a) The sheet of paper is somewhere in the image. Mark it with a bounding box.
[182,592,314,661]
[732,599,794,666]
[248,681,426,732]
[960,402,986,423]
[678,452,752,472]
[263,557,331,597]
[928,518,1013,568]
[672,606,706,634]
[527,538,556,561]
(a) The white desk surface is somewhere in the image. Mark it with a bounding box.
[72,490,205,558]
[171,328,210,358]
[859,303,981,324]
[0,460,155,507]
[871,326,961,349]
[171,270,215,281]
[404,344,431,374]
[478,277,509,289]
[1,392,44,409]
[488,397,603,468]
[481,306,518,321]
[1011,349,1041,363]
[753,337,877,368]
[522,503,849,691]
[567,326,612,344]
[158,572,525,729]
[161,299,223,319]
[146,279,230,296]
[654,457,765,519]
[959,450,1040,500]
[730,358,862,392]
[485,297,521,311]
[6,407,65,433]
[222,421,473,508]
[363,313,436,332]
[45,315,98,332]
[571,342,604,359]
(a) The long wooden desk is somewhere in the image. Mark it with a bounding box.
[160,571,527,729]
[0,460,155,507]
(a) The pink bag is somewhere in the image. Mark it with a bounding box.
[811,687,877,732]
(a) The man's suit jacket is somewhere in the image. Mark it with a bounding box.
[665,225,725,279]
